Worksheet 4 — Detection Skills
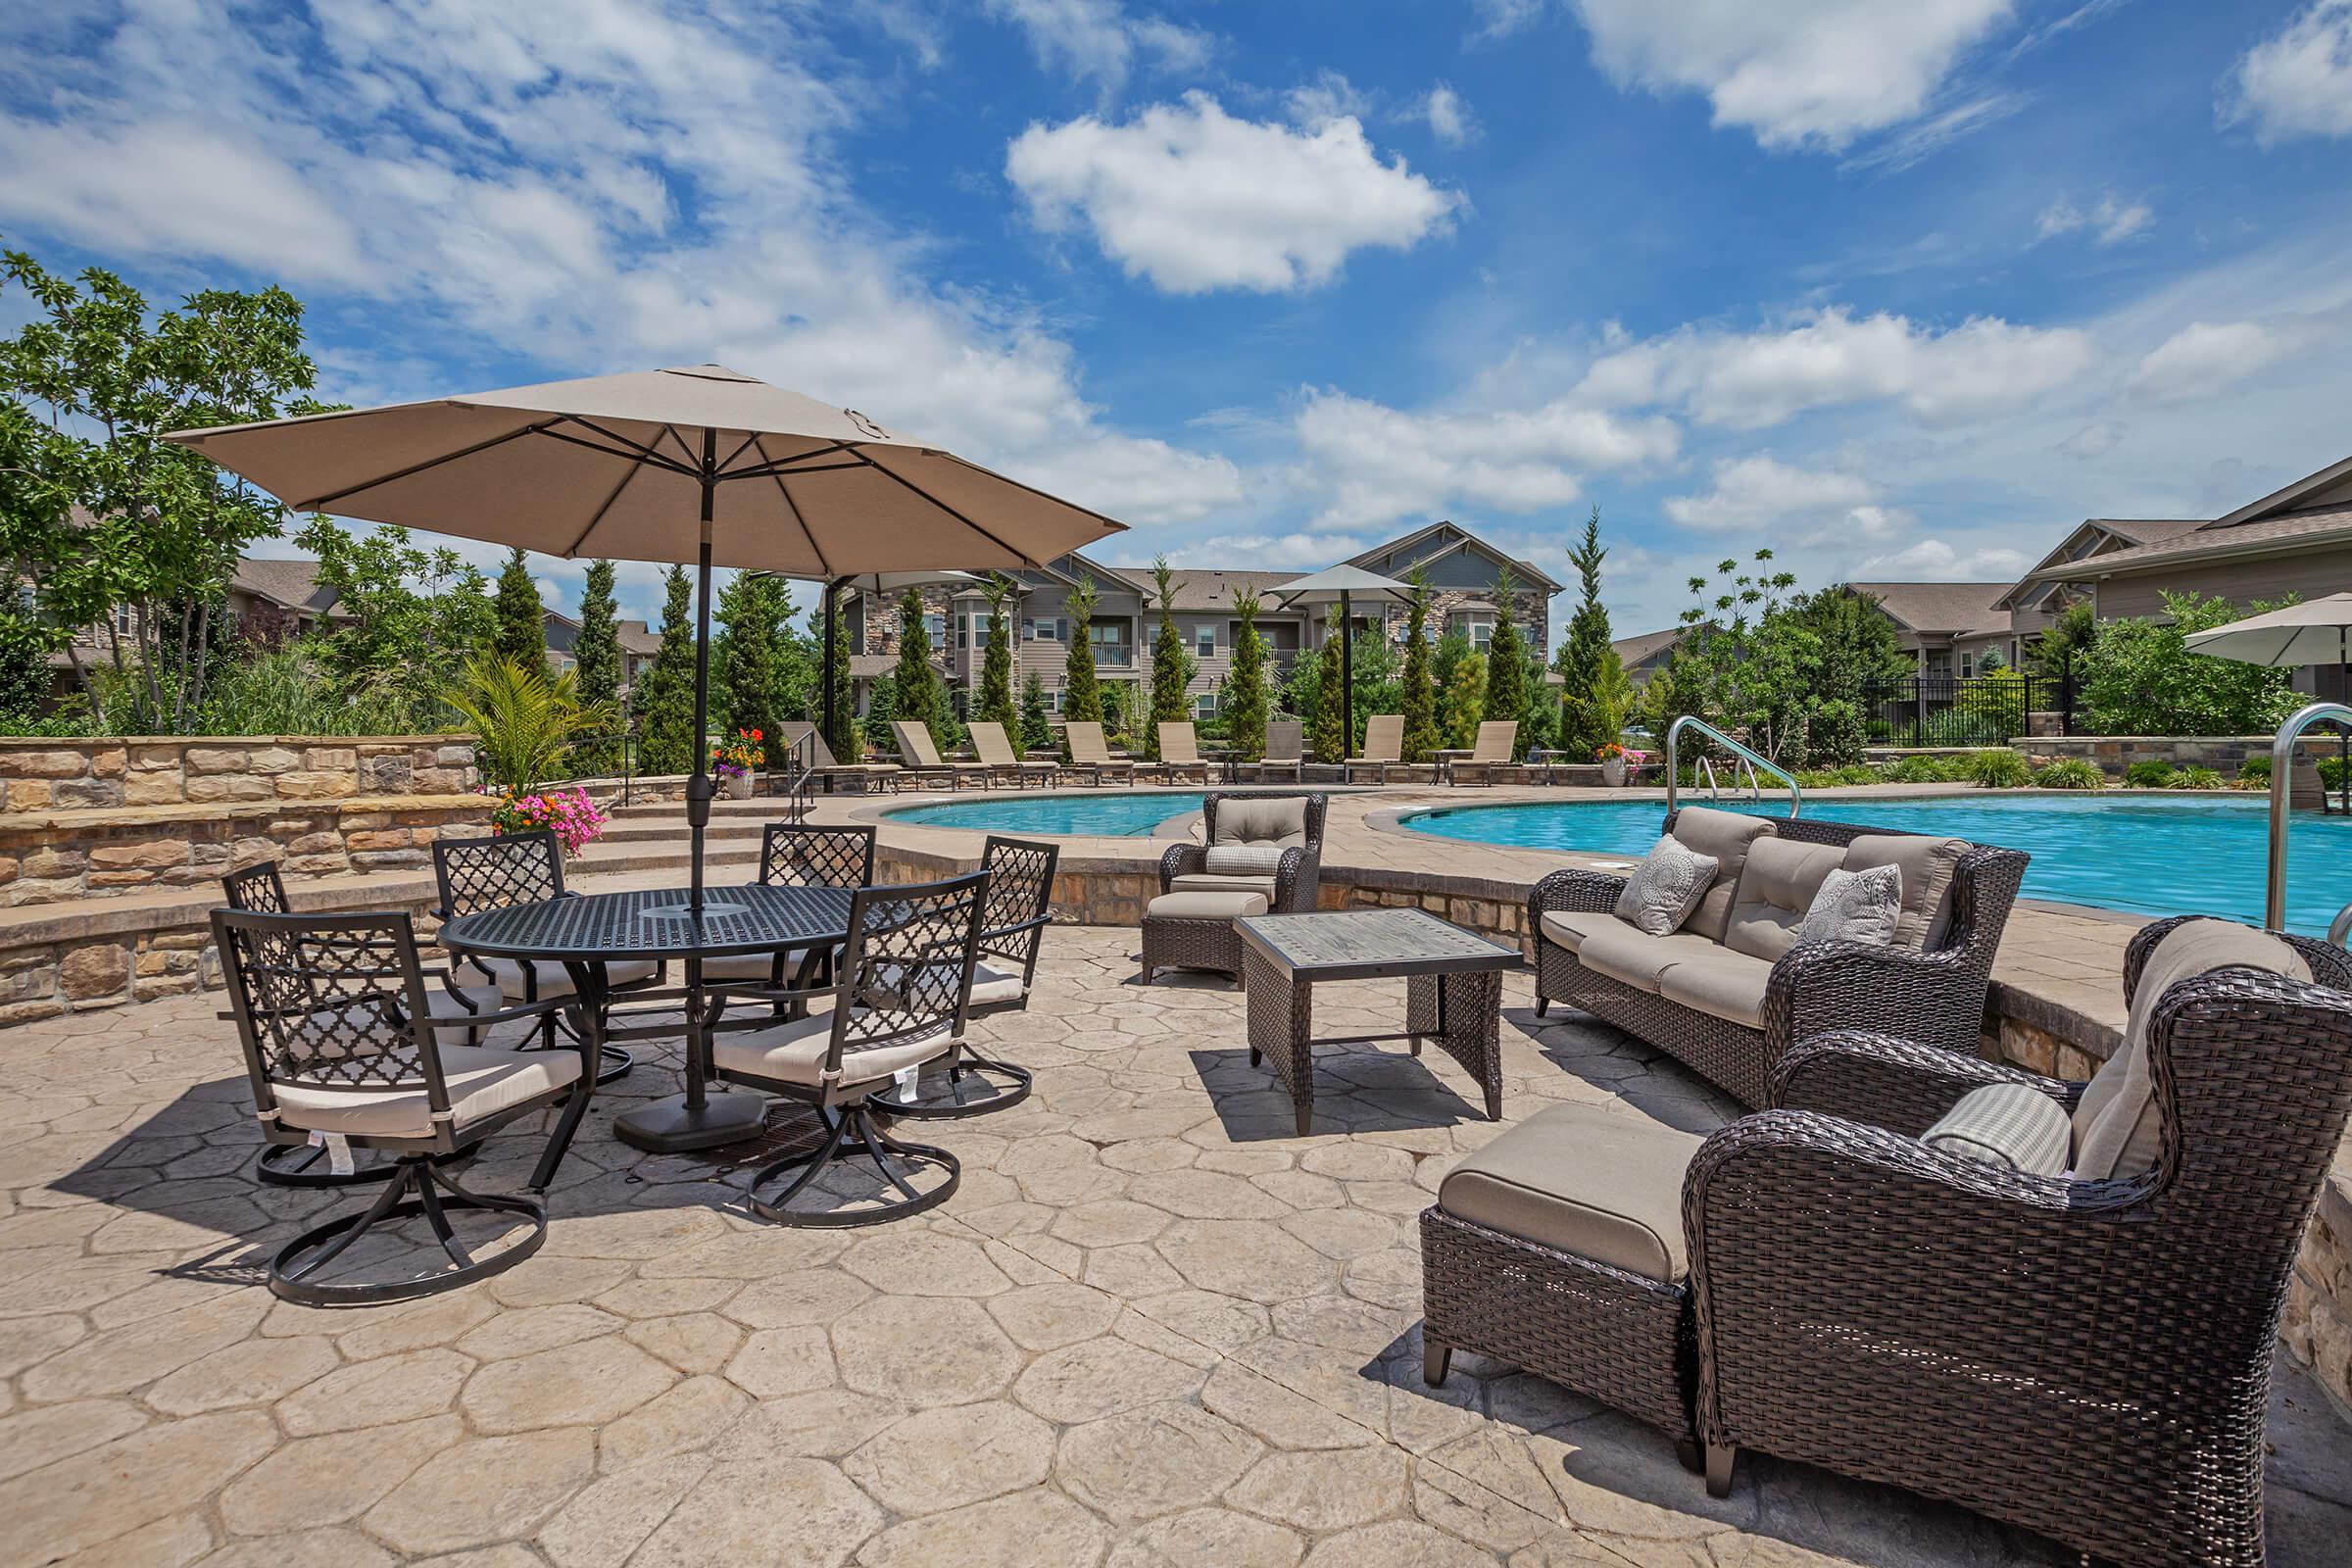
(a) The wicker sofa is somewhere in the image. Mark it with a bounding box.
[1528,807,2028,1107]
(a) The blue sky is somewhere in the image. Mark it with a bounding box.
[5,1,2352,636]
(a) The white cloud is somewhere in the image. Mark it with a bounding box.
[1661,454,1890,534]
[1470,0,1551,42]
[1858,538,2029,578]
[1008,434,1246,526]
[2057,420,2125,460]
[2222,0,2352,145]
[1578,307,2099,428]
[1566,0,2017,151]
[980,0,1211,92]
[1417,83,1477,146]
[2036,192,2154,245]
[1284,71,1371,128]
[1005,93,1463,294]
[2127,320,2294,405]
[1292,388,1680,529]
[1181,532,1362,568]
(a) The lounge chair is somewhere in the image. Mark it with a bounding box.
[774,720,902,794]
[1063,722,1136,786]
[1345,713,1403,782]
[1154,721,1211,784]
[1250,720,1305,783]
[1447,720,1518,785]
[893,720,992,791]
[969,721,1057,788]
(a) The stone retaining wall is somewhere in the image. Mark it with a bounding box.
[0,734,476,809]
[2015,732,2329,785]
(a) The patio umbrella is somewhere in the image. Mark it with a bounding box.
[1272,564,1410,758]
[168,366,1122,1141]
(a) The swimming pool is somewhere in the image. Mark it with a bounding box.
[888,791,1205,838]
[1402,794,2352,936]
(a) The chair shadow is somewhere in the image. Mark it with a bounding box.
[1509,1002,1741,1136]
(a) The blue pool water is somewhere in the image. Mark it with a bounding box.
[1404,794,2352,936]
[889,791,1205,838]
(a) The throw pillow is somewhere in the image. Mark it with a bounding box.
[1613,835,1719,937]
[1796,864,1902,948]
[1922,1082,2071,1176]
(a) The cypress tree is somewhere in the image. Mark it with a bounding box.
[823,592,856,760]
[1446,650,1487,748]
[1018,670,1053,752]
[1399,569,1439,762]
[978,575,1018,734]
[892,589,946,750]
[1146,558,1191,759]
[714,571,777,750]
[1482,567,1528,758]
[1061,574,1102,734]
[493,547,545,667]
[635,565,698,774]
[1310,633,1345,762]
[1555,507,1618,760]
[571,560,622,776]
[1224,586,1269,760]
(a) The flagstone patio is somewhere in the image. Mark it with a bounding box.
[1,924,2346,1567]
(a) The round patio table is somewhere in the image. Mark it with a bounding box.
[439,883,858,1154]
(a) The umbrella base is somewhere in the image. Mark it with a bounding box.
[614,1091,767,1152]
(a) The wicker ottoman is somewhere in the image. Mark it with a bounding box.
[1140,889,1268,987]
[1420,1102,1705,1450]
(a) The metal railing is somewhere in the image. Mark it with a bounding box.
[1666,714,1801,819]
[766,725,817,823]
[2265,701,2352,936]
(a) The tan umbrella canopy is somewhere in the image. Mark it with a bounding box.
[1272,564,1411,755]
[2184,591,2352,670]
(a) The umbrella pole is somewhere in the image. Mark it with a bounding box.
[689,438,716,922]
[1340,588,1353,763]
[821,577,842,760]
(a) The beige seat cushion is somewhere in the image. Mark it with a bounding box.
[1668,808,1776,942]
[1538,909,1622,953]
[1149,890,1270,920]
[1170,871,1280,900]
[1213,796,1308,848]
[1722,837,1843,962]
[1838,835,1968,950]
[272,1042,582,1139]
[1657,949,1775,1030]
[967,960,1027,1007]
[1438,1102,1706,1283]
[2072,919,2312,1179]
[469,955,659,1000]
[712,1008,953,1091]
[1576,924,1723,995]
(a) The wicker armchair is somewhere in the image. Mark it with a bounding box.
[1156,791,1327,914]
[1687,916,2352,1568]
[1529,812,2027,1108]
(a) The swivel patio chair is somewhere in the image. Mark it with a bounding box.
[1144,792,1325,985]
[871,835,1058,1119]
[215,906,593,1303]
[710,871,989,1226]
[431,830,652,1085]
[702,823,876,995]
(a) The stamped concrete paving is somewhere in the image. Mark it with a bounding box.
[1,925,2347,1568]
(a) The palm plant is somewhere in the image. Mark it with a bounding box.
[443,651,616,793]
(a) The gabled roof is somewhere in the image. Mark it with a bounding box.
[231,556,339,614]
[616,618,662,656]
[2030,505,2352,577]
[2210,452,2352,530]
[1147,569,1305,613]
[1844,582,2011,639]
[1995,517,2204,609]
[1612,625,1690,667]
[1348,519,1565,593]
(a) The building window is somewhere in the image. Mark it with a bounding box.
[1027,616,1067,643]
[1087,621,1125,664]
[1194,690,1218,718]
[1195,624,1215,660]
[923,612,946,647]
[1045,687,1063,712]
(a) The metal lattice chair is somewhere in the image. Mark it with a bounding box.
[432,830,650,1084]
[710,872,988,1226]
[221,861,485,1189]
[703,824,876,995]
[871,835,1058,1119]
[215,906,593,1304]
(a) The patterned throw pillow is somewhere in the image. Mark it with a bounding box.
[1795,864,1901,948]
[1612,835,1719,937]
[1204,844,1287,876]
[1922,1082,2071,1176]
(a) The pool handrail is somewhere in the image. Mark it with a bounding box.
[2267,700,2352,933]
[1666,715,1801,819]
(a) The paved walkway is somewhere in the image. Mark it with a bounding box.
[3,925,2348,1566]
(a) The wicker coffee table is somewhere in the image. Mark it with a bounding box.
[1237,908,1522,1135]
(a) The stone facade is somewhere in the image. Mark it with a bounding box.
[2015,733,2329,797]
[0,734,476,810]
[2283,1184,2352,1425]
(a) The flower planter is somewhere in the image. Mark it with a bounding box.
[1600,757,1627,788]
[723,771,753,800]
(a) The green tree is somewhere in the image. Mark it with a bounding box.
[1061,574,1102,732]
[1554,508,1618,760]
[634,565,698,774]
[1520,643,1556,756]
[892,588,951,750]
[1145,558,1193,759]
[1482,568,1528,757]
[2,246,323,731]
[493,547,544,667]
[297,517,493,716]
[1432,624,1471,746]
[443,651,614,793]
[1223,586,1270,760]
[713,569,777,749]
[1398,570,1440,762]
[570,560,622,775]
[822,591,856,760]
[977,574,1018,734]
[2030,597,2099,677]
[768,578,815,728]
[1783,584,1909,765]
[1348,632,1400,753]
[862,669,898,750]
[1018,670,1053,752]
[1445,650,1487,748]
[2076,590,2301,735]
[1310,634,1346,762]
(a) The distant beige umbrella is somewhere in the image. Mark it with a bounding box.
[2185,590,2352,827]
[169,365,1124,1152]
[1273,564,1411,756]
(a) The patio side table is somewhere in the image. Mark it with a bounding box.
[1237,908,1522,1135]
[1431,747,1473,784]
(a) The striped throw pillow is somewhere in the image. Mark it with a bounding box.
[1204,844,1287,876]
[1922,1083,2070,1176]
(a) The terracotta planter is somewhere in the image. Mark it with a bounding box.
[1600,757,1627,788]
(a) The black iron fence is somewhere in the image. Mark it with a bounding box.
[1861,671,2078,749]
